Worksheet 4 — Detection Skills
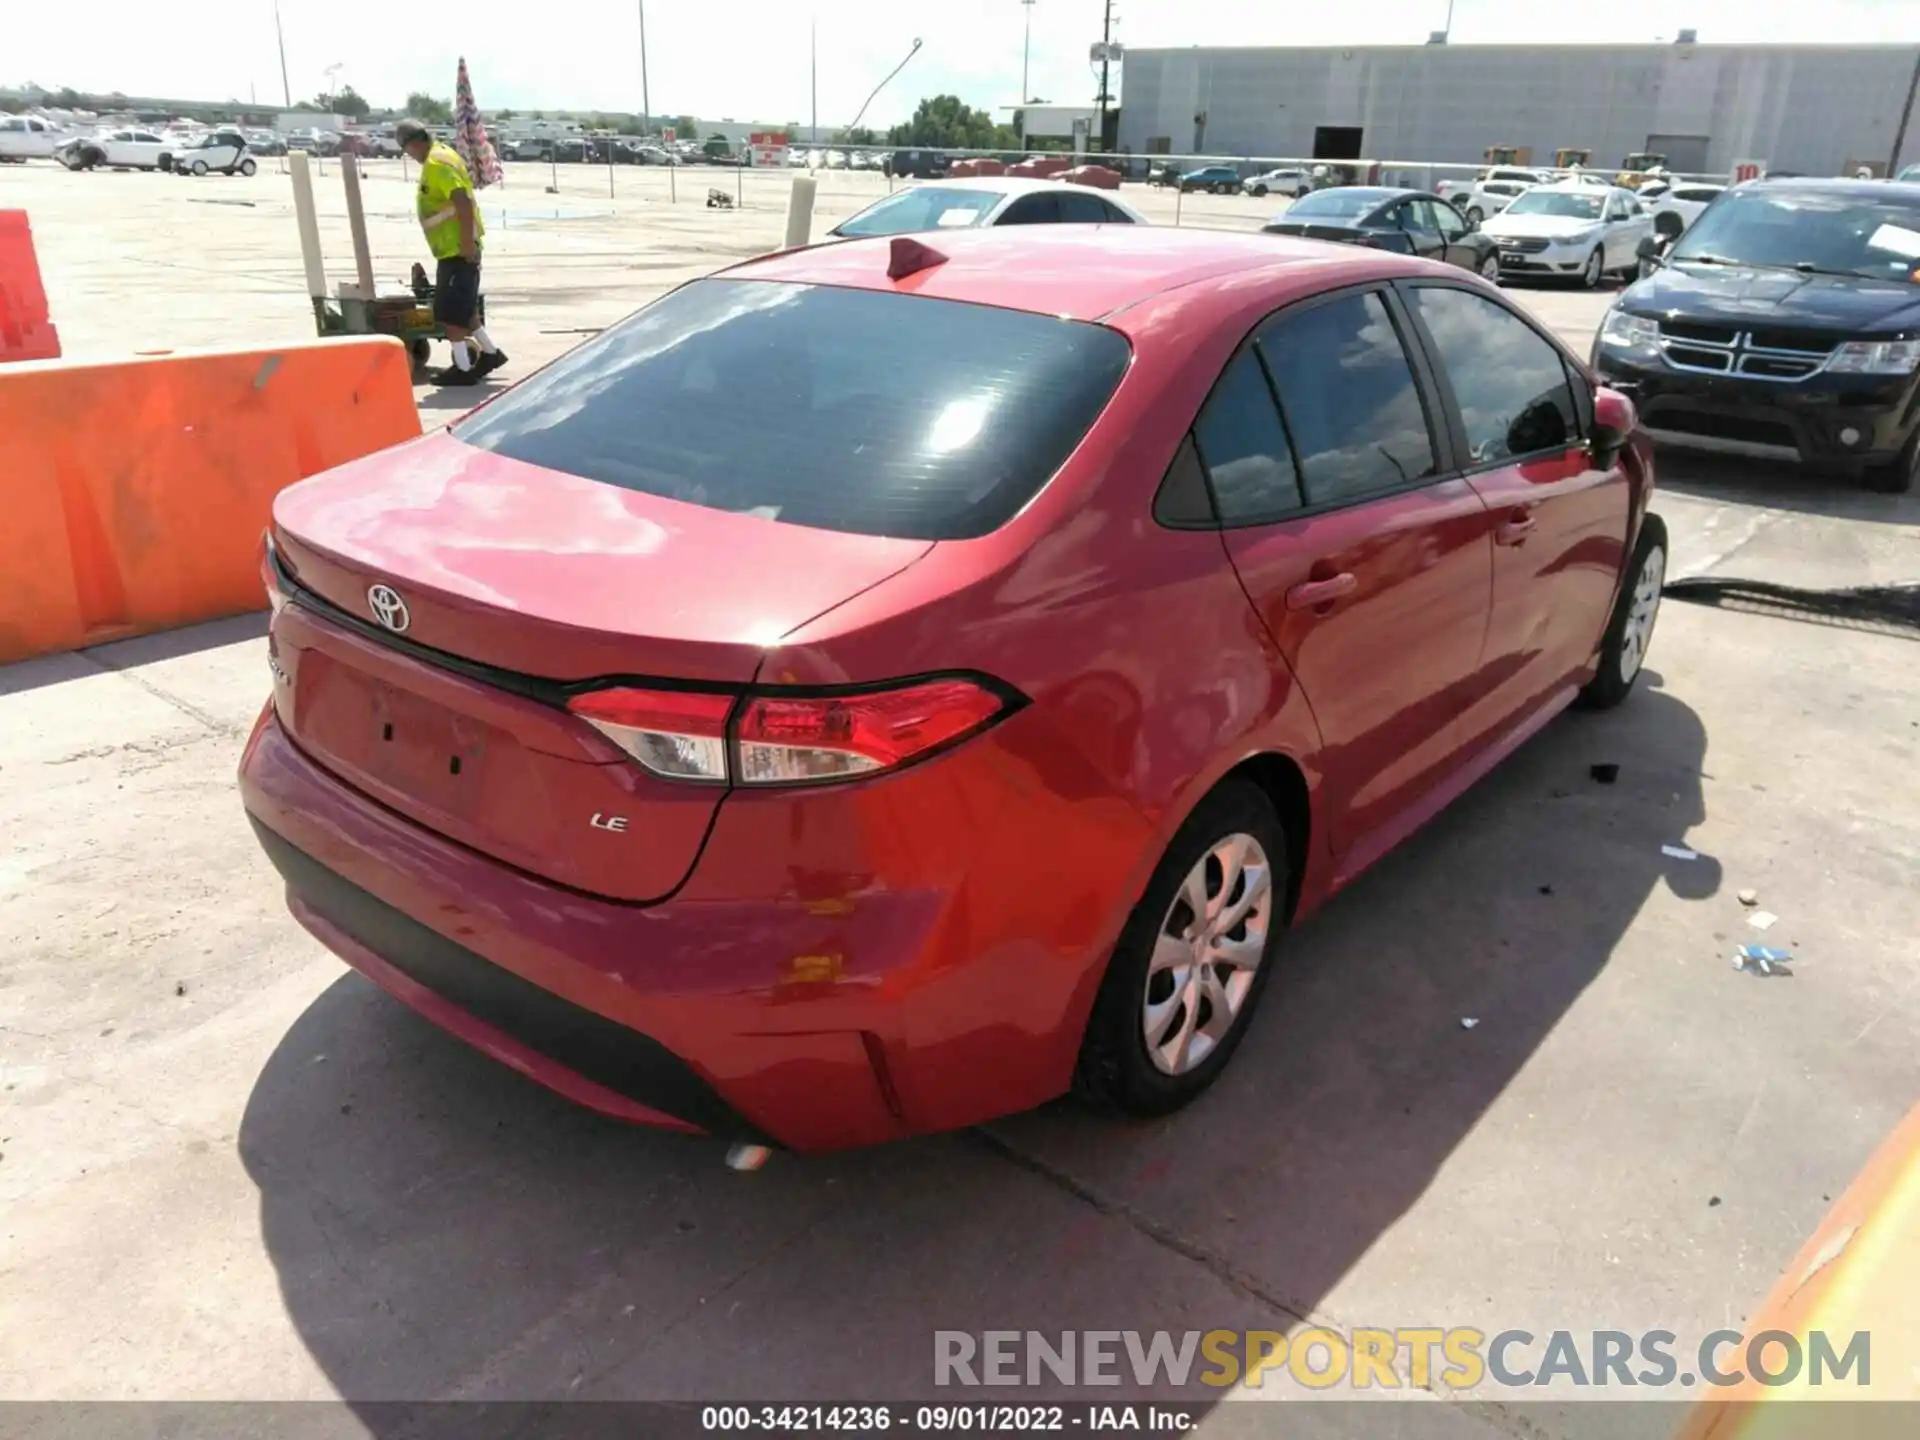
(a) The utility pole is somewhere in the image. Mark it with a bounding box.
[1891,45,1920,175]
[810,18,818,146]
[273,0,292,108]
[1096,0,1115,147]
[1021,0,1036,104]
[638,0,651,133]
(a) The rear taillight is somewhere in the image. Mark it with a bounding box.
[567,687,734,783]
[737,679,1007,784]
[566,677,1012,787]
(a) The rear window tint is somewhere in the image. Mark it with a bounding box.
[452,279,1131,541]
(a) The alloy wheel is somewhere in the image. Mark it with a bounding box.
[1142,833,1273,1076]
[1480,252,1500,281]
[1619,544,1666,684]
[1584,249,1603,287]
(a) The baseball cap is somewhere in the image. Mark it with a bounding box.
[395,119,432,147]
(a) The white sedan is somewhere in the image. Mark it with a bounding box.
[56,128,176,171]
[829,178,1148,238]
[1640,181,1725,240]
[1480,181,1654,287]
[0,114,67,162]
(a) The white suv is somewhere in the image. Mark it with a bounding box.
[1242,167,1311,199]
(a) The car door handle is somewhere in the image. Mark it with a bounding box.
[1285,572,1357,611]
[1496,509,1537,546]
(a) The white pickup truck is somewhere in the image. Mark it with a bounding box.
[0,114,65,162]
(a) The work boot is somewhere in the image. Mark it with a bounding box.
[432,365,480,387]
[474,348,510,378]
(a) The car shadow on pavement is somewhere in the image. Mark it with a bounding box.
[1655,452,1920,526]
[237,675,1713,1421]
[0,612,269,697]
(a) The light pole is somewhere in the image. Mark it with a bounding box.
[638,0,651,134]
[845,38,923,137]
[1021,0,1036,105]
[273,0,292,107]
[810,18,818,150]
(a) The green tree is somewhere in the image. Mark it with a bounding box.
[329,85,371,118]
[404,91,453,124]
[495,107,516,121]
[834,126,879,146]
[670,114,699,140]
[887,95,1009,151]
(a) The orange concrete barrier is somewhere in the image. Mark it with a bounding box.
[0,338,420,664]
[1675,1101,1920,1438]
[0,210,60,362]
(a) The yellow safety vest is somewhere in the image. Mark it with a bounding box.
[417,142,484,260]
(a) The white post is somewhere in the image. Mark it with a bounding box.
[784,174,816,249]
[339,156,376,298]
[289,151,328,299]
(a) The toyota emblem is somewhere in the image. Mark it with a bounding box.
[367,584,411,633]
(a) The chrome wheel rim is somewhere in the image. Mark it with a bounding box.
[1619,544,1665,683]
[1585,250,1602,286]
[1143,833,1273,1076]
[1480,253,1500,280]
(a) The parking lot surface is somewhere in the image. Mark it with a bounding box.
[2,160,1917,1426]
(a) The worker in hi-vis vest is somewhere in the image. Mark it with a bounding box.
[397,119,507,386]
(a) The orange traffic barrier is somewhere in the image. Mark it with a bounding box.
[0,210,60,362]
[1674,1101,1920,1438]
[0,337,420,664]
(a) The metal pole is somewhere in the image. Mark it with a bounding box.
[273,0,292,108]
[638,0,651,134]
[1096,0,1114,147]
[846,39,922,136]
[1443,0,1455,38]
[810,18,818,155]
[1022,0,1035,105]
[1890,46,1920,175]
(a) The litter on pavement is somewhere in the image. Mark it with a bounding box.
[1662,844,1700,860]
[1748,910,1779,931]
[1732,945,1795,976]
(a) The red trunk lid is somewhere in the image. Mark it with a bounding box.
[267,433,932,902]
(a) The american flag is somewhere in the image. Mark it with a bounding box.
[452,56,503,188]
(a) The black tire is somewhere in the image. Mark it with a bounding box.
[239,158,257,177]
[1074,780,1290,1117]
[1579,513,1668,710]
[1865,429,1920,494]
[1249,183,1267,197]
[409,338,433,369]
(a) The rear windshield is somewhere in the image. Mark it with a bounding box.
[1284,189,1386,219]
[452,279,1132,541]
[836,187,1002,236]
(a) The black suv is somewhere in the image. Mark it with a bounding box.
[1593,177,1920,493]
[884,148,949,180]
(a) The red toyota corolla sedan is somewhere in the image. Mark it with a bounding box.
[240,226,1665,1152]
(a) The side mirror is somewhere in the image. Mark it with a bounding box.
[1591,386,1637,469]
[1636,233,1669,267]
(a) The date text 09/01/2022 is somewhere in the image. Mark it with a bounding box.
[700,1405,1196,1433]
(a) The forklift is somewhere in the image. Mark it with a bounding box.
[1616,151,1669,189]
[1483,144,1533,169]
[1554,147,1592,170]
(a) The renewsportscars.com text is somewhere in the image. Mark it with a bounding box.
[934,1328,1872,1391]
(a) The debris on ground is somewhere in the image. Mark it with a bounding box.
[1748,910,1779,932]
[706,188,735,209]
[1460,1017,1480,1030]
[1537,884,1554,896]
[1738,888,1760,907]
[1733,945,1795,976]
[1662,844,1700,860]
[1590,763,1620,784]
[1708,1196,1722,1207]
[174,982,185,996]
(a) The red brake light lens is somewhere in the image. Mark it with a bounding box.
[736,679,1008,785]
[567,687,733,782]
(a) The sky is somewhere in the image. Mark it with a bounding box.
[9,0,1918,128]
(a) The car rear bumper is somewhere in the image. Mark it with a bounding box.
[1594,351,1920,473]
[239,700,1148,1151]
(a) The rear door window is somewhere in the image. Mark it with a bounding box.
[452,279,1131,541]
[1191,349,1304,524]
[1256,291,1438,506]
[1058,191,1112,223]
[999,193,1063,225]
[1405,286,1580,462]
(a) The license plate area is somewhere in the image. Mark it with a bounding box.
[366,680,491,818]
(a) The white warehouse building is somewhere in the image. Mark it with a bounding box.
[1115,41,1920,176]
